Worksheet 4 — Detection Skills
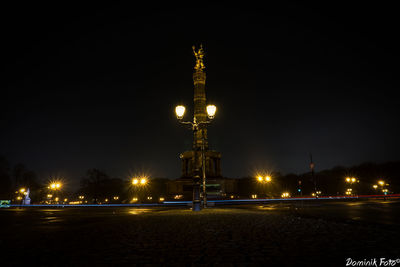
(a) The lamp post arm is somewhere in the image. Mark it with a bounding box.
[178,121,193,126]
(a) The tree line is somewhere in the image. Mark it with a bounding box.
[1,155,399,202]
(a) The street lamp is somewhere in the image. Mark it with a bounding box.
[175,104,217,211]
[256,175,272,198]
[377,180,389,196]
[175,105,186,120]
[345,177,357,184]
[49,182,62,204]
[131,176,148,202]
[345,176,358,195]
[132,177,147,186]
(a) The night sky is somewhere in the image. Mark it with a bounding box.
[2,2,399,189]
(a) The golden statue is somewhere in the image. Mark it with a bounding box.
[192,44,205,71]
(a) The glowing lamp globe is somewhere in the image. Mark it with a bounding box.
[206,105,217,119]
[175,105,186,119]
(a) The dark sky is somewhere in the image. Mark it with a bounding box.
[2,2,400,189]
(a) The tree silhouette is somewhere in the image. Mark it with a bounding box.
[0,156,11,199]
[80,169,111,203]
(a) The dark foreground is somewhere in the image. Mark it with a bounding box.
[1,200,399,266]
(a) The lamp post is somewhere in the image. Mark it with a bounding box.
[256,175,272,198]
[377,180,389,197]
[175,104,217,211]
[49,182,62,204]
[132,177,148,202]
[345,177,358,195]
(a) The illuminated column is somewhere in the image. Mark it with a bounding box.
[192,45,208,150]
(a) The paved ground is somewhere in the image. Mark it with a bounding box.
[0,201,399,266]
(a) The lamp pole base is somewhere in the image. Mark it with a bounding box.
[192,201,201,211]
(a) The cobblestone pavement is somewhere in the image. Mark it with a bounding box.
[0,206,398,266]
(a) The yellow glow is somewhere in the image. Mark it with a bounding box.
[175,105,186,119]
[132,197,138,202]
[206,105,217,119]
[346,177,351,183]
[113,196,119,200]
[373,185,378,189]
[251,194,257,199]
[50,182,62,190]
[147,196,152,200]
[47,194,52,198]
[140,178,147,185]
[347,188,352,191]
[159,197,165,202]
[19,188,25,193]
[378,180,384,186]
[132,178,139,185]
[55,197,59,201]
[64,198,68,202]
[257,176,263,182]
[79,195,85,199]
[351,178,356,183]
[265,176,271,182]
[17,196,22,200]
[281,192,290,198]
[311,193,316,196]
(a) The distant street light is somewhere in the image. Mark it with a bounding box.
[256,175,271,183]
[377,180,389,196]
[132,177,148,186]
[256,174,272,198]
[132,176,148,202]
[345,177,358,195]
[50,182,61,190]
[49,181,62,204]
[345,177,358,184]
